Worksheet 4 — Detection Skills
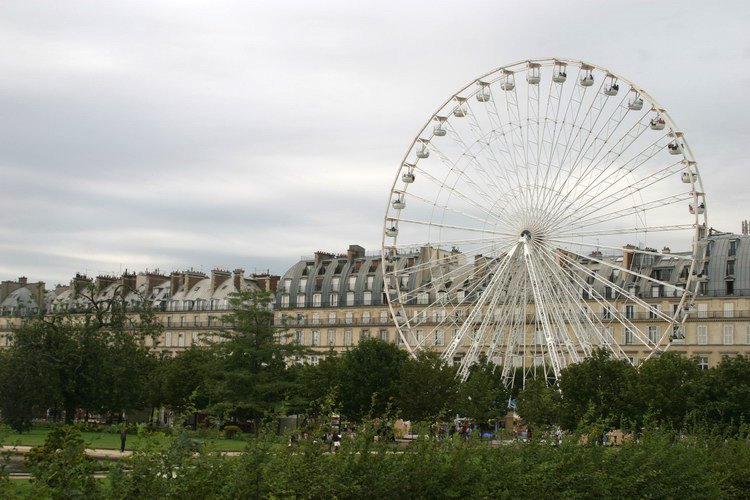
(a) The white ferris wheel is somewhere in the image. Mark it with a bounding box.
[381,58,707,388]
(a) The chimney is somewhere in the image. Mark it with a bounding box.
[662,246,671,254]
[120,271,137,297]
[71,273,92,298]
[170,272,181,295]
[211,269,231,293]
[233,269,244,291]
[623,245,636,270]
[28,281,45,310]
[95,275,118,292]
[347,244,365,260]
[183,270,206,294]
[314,251,335,267]
[18,276,27,285]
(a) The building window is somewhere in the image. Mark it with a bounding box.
[672,325,685,340]
[379,329,389,342]
[727,281,735,295]
[294,331,303,345]
[729,239,738,257]
[417,292,429,305]
[380,311,388,323]
[746,325,750,345]
[298,279,307,293]
[361,329,370,340]
[602,307,611,320]
[344,330,353,346]
[697,355,709,370]
[165,332,172,347]
[312,330,320,347]
[651,285,660,298]
[348,276,357,291]
[178,333,185,347]
[192,332,199,346]
[362,311,371,324]
[327,329,336,346]
[724,303,734,318]
[346,291,355,306]
[723,325,734,345]
[366,276,374,290]
[649,304,661,319]
[312,313,320,325]
[194,316,199,326]
[622,327,634,345]
[329,293,338,307]
[308,355,319,366]
[697,325,708,345]
[297,294,306,307]
[434,330,444,346]
[345,312,353,324]
[727,260,735,276]
[180,316,185,327]
[363,291,372,305]
[283,279,292,293]
[167,317,172,327]
[648,326,660,344]
[328,312,336,325]
[697,303,708,318]
[313,293,322,307]
[625,305,634,320]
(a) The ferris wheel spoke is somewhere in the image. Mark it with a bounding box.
[543,111,655,220]
[559,158,686,227]
[534,248,599,357]
[397,189,513,232]
[544,238,695,262]
[421,142,507,210]
[394,217,518,240]
[560,244,685,310]
[529,248,584,364]
[543,94,635,216]
[409,164,519,228]
[553,192,694,234]
[550,223,696,239]
[538,247,655,353]
[443,244,520,363]
[390,246,506,307]
[548,128,671,224]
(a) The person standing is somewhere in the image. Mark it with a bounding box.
[332,432,341,454]
[120,425,128,453]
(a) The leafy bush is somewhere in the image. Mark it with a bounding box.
[25,425,101,499]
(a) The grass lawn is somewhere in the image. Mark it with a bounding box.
[4,426,249,452]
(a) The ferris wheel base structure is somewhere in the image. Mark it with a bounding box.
[381,58,707,388]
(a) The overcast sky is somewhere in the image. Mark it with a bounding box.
[0,0,748,285]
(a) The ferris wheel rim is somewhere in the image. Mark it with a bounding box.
[381,57,706,381]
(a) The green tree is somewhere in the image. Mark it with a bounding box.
[455,357,509,422]
[397,351,459,422]
[701,354,750,432]
[557,349,641,431]
[516,377,562,430]
[297,350,342,417]
[337,338,408,421]
[204,290,307,427]
[159,347,214,417]
[636,352,704,428]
